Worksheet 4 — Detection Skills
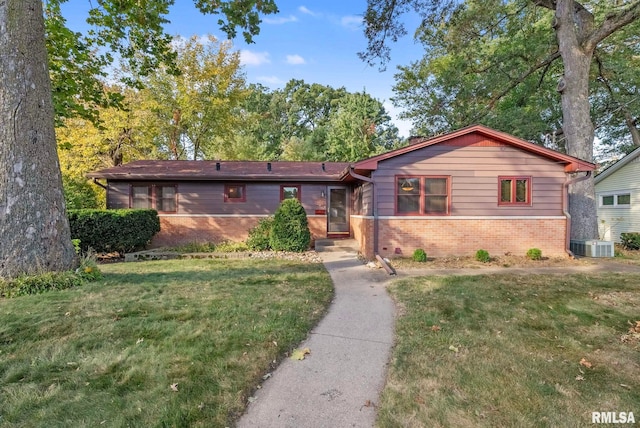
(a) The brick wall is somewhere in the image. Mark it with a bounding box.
[151,215,327,248]
[359,217,567,259]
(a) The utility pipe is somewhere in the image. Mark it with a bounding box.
[562,171,592,257]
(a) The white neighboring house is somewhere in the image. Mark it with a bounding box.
[594,146,640,242]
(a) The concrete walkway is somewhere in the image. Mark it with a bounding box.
[237,250,395,428]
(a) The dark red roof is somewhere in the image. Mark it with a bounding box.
[87,160,350,181]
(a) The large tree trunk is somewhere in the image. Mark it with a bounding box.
[555,0,599,240]
[0,0,76,279]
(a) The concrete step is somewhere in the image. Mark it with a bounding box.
[314,238,359,253]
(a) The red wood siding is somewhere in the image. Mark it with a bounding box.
[372,144,566,217]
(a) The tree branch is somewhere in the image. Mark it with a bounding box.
[585,1,640,51]
[485,50,561,111]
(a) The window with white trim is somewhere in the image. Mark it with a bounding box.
[600,192,631,207]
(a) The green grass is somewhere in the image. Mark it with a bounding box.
[378,273,640,427]
[0,259,333,427]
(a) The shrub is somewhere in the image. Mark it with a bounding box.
[412,249,427,262]
[214,241,249,252]
[620,232,640,250]
[269,199,311,252]
[475,249,491,263]
[0,271,83,298]
[526,248,543,260]
[68,209,160,254]
[76,250,103,281]
[173,242,218,253]
[246,217,274,251]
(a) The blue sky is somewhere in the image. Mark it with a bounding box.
[61,1,424,137]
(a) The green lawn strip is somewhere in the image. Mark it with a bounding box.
[0,259,333,427]
[379,273,640,428]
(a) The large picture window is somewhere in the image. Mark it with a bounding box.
[130,184,177,212]
[499,176,531,205]
[396,176,449,215]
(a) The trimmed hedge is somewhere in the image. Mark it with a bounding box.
[68,209,161,253]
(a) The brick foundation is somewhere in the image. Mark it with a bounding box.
[355,217,568,259]
[152,215,328,248]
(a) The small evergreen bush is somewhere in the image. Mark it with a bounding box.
[475,249,491,263]
[412,249,427,262]
[68,209,160,254]
[269,199,311,252]
[526,248,543,260]
[620,232,640,250]
[246,217,274,250]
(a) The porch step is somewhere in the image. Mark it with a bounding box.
[314,238,359,253]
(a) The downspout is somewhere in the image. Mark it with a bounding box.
[563,171,591,257]
[348,167,378,256]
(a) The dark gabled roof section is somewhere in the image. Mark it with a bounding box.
[594,145,640,184]
[351,124,596,174]
[87,160,351,181]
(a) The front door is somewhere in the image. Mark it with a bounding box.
[327,186,349,235]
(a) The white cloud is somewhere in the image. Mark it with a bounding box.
[240,50,271,66]
[298,6,317,16]
[341,15,363,30]
[258,76,285,85]
[263,15,298,24]
[286,54,306,65]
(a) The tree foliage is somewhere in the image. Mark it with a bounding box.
[361,0,640,240]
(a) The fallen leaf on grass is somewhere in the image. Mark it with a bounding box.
[628,320,640,333]
[449,345,459,353]
[136,338,144,345]
[290,348,311,360]
[575,375,585,381]
[170,383,179,392]
[431,325,441,332]
[579,358,593,368]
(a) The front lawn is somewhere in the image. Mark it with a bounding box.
[0,259,333,427]
[379,273,640,427]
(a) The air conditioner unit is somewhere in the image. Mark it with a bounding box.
[570,240,614,258]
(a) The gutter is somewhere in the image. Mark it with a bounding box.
[348,167,378,257]
[92,178,108,190]
[562,171,592,257]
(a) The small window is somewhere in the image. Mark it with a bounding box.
[499,177,531,205]
[600,193,631,207]
[281,185,301,201]
[396,176,449,215]
[156,185,177,212]
[225,184,246,202]
[132,185,151,209]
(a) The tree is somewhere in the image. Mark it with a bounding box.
[1,0,278,279]
[1,0,76,278]
[140,35,248,160]
[326,92,400,161]
[361,0,640,240]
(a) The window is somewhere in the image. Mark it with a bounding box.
[281,185,301,201]
[130,184,177,212]
[224,184,246,202]
[499,177,531,205]
[600,192,631,207]
[156,186,176,212]
[396,176,449,215]
[132,185,151,209]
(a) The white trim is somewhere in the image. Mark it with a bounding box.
[595,146,640,184]
[350,215,566,220]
